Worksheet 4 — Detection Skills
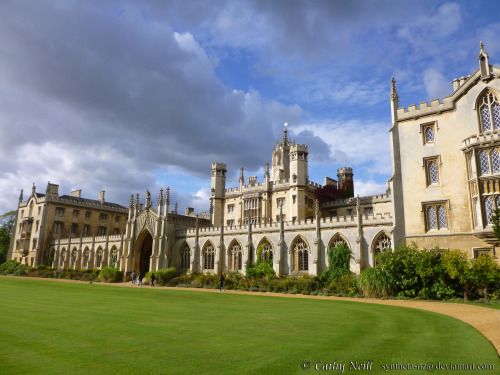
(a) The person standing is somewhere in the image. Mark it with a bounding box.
[131,270,136,285]
[150,273,155,287]
[137,272,143,287]
[218,273,225,292]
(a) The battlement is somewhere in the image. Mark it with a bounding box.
[211,162,227,170]
[51,234,123,246]
[290,144,308,151]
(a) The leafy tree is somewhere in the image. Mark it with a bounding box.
[491,208,500,240]
[323,243,352,283]
[315,184,342,203]
[442,250,477,300]
[0,211,16,265]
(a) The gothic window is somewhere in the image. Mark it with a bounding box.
[181,244,190,270]
[422,123,436,145]
[227,205,234,214]
[470,154,477,178]
[71,223,77,235]
[480,151,490,175]
[437,205,447,229]
[203,243,215,270]
[99,213,107,222]
[228,242,242,271]
[372,233,392,265]
[110,248,118,266]
[85,211,91,220]
[55,207,64,217]
[484,196,495,225]
[492,150,500,174]
[427,206,437,230]
[329,234,348,251]
[96,249,103,269]
[428,161,438,184]
[293,238,309,272]
[259,241,273,262]
[83,249,89,268]
[365,207,374,218]
[98,226,107,236]
[479,92,500,132]
[71,249,77,266]
[73,210,79,218]
[60,249,67,267]
[83,225,90,236]
[475,198,482,228]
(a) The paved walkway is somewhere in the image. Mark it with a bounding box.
[7,276,500,356]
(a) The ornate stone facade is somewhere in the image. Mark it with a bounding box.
[8,44,499,276]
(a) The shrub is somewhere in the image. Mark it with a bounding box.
[146,267,178,286]
[98,267,123,283]
[0,259,21,275]
[328,274,359,296]
[323,244,353,284]
[357,268,394,298]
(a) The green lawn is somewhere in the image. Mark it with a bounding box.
[0,278,498,375]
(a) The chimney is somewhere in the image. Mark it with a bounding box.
[452,78,460,91]
[185,207,195,215]
[45,182,59,198]
[70,190,82,198]
[99,191,105,204]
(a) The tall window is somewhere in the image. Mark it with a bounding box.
[479,92,500,132]
[293,238,309,272]
[181,244,190,270]
[329,234,348,251]
[243,198,258,225]
[53,221,63,234]
[203,243,215,270]
[259,241,273,262]
[425,158,439,186]
[480,151,490,175]
[83,249,89,268]
[422,123,436,144]
[96,250,103,269]
[484,196,495,225]
[475,198,482,228]
[470,154,477,178]
[228,242,242,271]
[491,150,500,173]
[426,204,447,231]
[60,249,66,267]
[373,233,392,265]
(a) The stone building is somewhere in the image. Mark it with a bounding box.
[8,44,499,276]
[390,42,500,259]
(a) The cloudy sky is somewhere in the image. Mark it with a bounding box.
[1,0,499,214]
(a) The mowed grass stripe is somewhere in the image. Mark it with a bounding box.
[0,278,498,375]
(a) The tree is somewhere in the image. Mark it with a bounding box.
[0,210,16,265]
[491,208,500,240]
[315,184,342,203]
[323,243,352,283]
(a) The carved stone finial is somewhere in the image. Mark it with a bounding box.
[390,77,399,102]
[315,199,320,216]
[19,189,24,203]
[265,161,270,178]
[239,167,244,182]
[283,122,288,144]
[175,202,178,214]
[480,41,485,53]
[166,187,170,206]
[129,194,134,206]
[135,193,139,206]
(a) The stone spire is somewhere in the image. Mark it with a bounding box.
[239,167,244,184]
[19,189,23,203]
[390,77,398,102]
[32,183,36,196]
[158,188,163,214]
[265,161,270,179]
[478,41,490,79]
[282,122,289,145]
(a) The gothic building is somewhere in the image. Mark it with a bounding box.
[7,44,499,276]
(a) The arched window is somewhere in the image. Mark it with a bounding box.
[258,241,273,262]
[470,154,476,178]
[491,150,500,173]
[329,234,348,251]
[60,249,67,268]
[71,248,77,267]
[181,244,190,270]
[293,238,309,272]
[96,249,103,269]
[437,205,447,229]
[203,243,215,270]
[228,241,242,271]
[480,151,490,175]
[373,233,391,256]
[479,92,500,132]
[110,247,118,267]
[427,206,437,230]
[485,196,495,225]
[83,248,89,268]
[475,198,482,228]
[425,127,434,143]
[428,161,438,184]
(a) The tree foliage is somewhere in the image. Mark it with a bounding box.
[0,210,16,265]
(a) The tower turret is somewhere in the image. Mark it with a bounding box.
[337,167,354,198]
[271,123,292,182]
[290,144,308,186]
[211,162,226,225]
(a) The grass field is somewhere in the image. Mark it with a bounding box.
[0,278,498,375]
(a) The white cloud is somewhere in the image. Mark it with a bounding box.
[354,180,388,197]
[423,68,450,100]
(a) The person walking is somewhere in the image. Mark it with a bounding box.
[150,272,155,287]
[137,272,143,287]
[218,273,225,292]
[131,270,136,285]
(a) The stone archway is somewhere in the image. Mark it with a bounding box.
[135,230,153,275]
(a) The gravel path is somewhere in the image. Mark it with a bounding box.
[6,276,500,356]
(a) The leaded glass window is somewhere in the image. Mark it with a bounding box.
[480,92,500,132]
[96,250,103,268]
[437,205,447,229]
[330,235,348,250]
[181,244,190,270]
[373,234,391,265]
[427,206,437,230]
[470,154,476,178]
[293,238,309,271]
[203,244,215,270]
[83,249,89,268]
[475,198,482,228]
[492,150,500,173]
[428,161,438,184]
[485,196,495,225]
[480,151,490,175]
[425,127,434,143]
[228,242,242,271]
[259,241,273,262]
